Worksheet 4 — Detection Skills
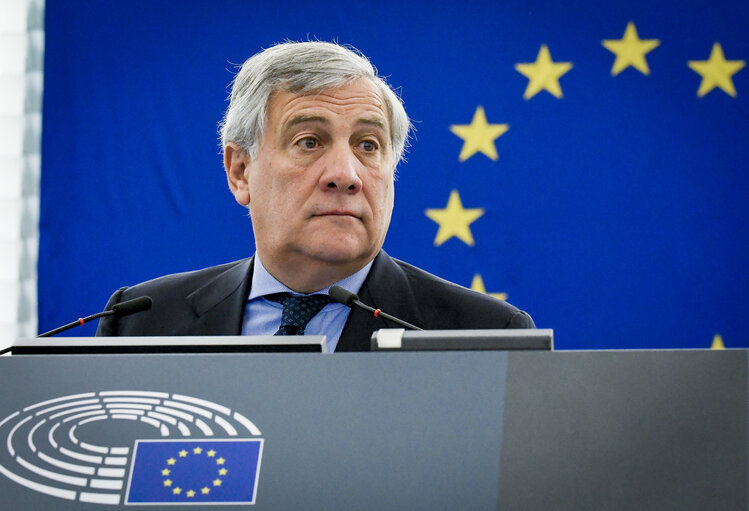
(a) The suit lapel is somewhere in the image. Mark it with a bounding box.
[184,257,253,335]
[176,252,422,346]
[336,251,424,351]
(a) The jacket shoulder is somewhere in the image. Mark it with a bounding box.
[390,257,535,329]
[96,258,252,336]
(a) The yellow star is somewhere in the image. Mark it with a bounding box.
[166,458,176,465]
[201,487,210,495]
[213,478,223,487]
[602,22,660,76]
[178,450,188,458]
[688,43,745,97]
[218,468,228,476]
[470,274,508,301]
[425,190,484,246]
[711,333,725,349]
[172,487,182,495]
[207,450,216,457]
[449,106,509,162]
[186,489,196,498]
[515,44,573,99]
[163,479,172,487]
[193,446,203,455]
[216,457,226,465]
[161,468,170,476]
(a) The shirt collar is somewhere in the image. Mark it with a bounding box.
[248,254,373,300]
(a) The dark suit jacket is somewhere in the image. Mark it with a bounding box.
[96,251,534,351]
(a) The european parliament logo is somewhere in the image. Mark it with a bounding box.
[0,391,264,506]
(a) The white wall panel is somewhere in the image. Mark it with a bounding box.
[0,158,23,198]
[0,76,25,115]
[0,282,19,323]
[0,0,30,31]
[0,34,27,74]
[0,116,24,157]
[0,0,42,347]
[0,241,21,281]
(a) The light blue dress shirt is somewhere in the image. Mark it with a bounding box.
[241,255,373,353]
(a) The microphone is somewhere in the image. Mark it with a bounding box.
[328,286,422,331]
[109,296,153,317]
[37,296,153,338]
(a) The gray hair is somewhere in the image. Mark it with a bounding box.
[219,41,411,166]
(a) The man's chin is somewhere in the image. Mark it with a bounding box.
[302,243,375,267]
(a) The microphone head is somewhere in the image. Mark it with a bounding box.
[328,286,358,307]
[110,296,153,317]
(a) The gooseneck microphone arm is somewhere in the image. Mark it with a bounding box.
[328,286,423,331]
[38,296,154,337]
[0,296,153,355]
[38,311,116,338]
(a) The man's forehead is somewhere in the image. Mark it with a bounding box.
[268,80,391,133]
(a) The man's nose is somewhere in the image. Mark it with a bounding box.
[319,144,363,194]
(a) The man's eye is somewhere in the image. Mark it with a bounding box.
[297,137,319,149]
[359,140,378,152]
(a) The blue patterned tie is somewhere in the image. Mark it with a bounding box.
[268,293,331,336]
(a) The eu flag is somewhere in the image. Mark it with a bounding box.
[40,0,749,348]
[126,439,263,504]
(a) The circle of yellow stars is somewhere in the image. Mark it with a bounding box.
[507,22,744,100]
[431,20,745,306]
[446,23,745,168]
[162,446,228,499]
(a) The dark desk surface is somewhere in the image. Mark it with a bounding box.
[0,350,745,510]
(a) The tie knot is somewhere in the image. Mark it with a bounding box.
[267,293,332,336]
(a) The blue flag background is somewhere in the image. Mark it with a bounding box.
[39,0,748,348]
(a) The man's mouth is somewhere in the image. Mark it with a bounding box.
[315,210,359,218]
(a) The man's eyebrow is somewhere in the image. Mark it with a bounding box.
[356,117,388,132]
[282,114,389,137]
[284,115,329,131]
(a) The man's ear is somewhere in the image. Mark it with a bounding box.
[224,143,252,206]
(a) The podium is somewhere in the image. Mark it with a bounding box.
[0,348,746,509]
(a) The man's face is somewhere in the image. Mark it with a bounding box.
[227,78,395,287]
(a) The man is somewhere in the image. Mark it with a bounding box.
[97,41,534,350]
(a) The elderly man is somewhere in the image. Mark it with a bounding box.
[97,41,534,350]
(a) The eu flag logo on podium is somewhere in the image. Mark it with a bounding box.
[126,439,263,504]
